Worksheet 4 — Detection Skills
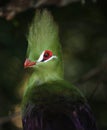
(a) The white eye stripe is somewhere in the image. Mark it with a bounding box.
[37,51,45,62]
[43,55,57,62]
[36,50,57,63]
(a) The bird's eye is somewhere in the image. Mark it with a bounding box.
[43,50,53,61]
[44,53,49,58]
[37,50,57,63]
[37,50,53,62]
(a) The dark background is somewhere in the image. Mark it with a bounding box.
[0,0,107,130]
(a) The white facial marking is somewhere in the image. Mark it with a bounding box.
[36,50,57,63]
[37,51,45,62]
[43,55,57,63]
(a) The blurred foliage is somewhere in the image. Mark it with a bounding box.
[0,0,107,130]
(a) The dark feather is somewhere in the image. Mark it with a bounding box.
[22,103,97,130]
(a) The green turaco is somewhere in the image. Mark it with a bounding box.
[22,10,97,130]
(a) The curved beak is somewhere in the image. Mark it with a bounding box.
[24,59,36,68]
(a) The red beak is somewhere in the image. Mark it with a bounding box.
[24,59,36,68]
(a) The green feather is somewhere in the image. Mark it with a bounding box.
[27,10,61,59]
[22,80,85,116]
[25,10,64,91]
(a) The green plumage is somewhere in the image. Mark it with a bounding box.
[27,10,61,59]
[22,10,97,130]
[24,10,63,94]
[22,80,85,114]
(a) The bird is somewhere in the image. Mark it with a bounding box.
[22,10,98,130]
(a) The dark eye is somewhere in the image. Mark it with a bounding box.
[37,50,56,63]
[43,50,53,61]
[44,53,49,58]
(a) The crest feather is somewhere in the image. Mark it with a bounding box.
[27,10,60,60]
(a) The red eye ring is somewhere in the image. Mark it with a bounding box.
[43,50,53,60]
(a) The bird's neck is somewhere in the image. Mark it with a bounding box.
[24,65,63,95]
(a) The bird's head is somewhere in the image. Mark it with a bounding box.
[24,10,63,81]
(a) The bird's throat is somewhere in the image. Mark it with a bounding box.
[26,69,63,90]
